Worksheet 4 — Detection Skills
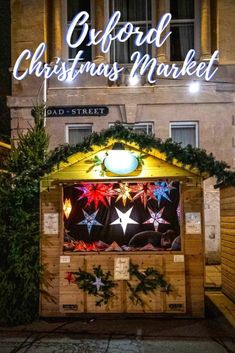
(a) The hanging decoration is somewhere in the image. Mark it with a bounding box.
[153,182,173,206]
[131,182,155,208]
[77,209,103,235]
[69,265,117,306]
[110,206,138,235]
[114,182,133,206]
[75,183,111,209]
[144,207,169,231]
[64,271,75,284]
[127,263,172,307]
[63,198,72,219]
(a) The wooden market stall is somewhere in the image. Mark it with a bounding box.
[40,138,205,318]
[220,186,235,302]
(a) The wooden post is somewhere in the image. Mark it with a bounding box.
[200,0,211,60]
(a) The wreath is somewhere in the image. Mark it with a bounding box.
[127,263,171,307]
[66,263,171,308]
[68,265,116,306]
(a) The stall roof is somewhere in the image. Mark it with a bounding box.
[42,139,203,183]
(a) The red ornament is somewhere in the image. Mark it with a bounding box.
[65,272,75,284]
[75,183,112,209]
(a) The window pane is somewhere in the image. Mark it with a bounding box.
[171,125,196,147]
[111,24,151,63]
[170,24,194,61]
[113,0,151,22]
[67,0,91,22]
[134,124,153,135]
[68,127,92,145]
[68,27,92,61]
[170,0,194,20]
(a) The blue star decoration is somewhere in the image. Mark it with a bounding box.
[77,209,103,234]
[153,181,176,206]
[92,276,105,291]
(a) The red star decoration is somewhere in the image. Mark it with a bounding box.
[75,183,112,209]
[64,272,75,284]
[131,183,155,208]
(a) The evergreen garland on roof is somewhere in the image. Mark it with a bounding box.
[44,122,235,187]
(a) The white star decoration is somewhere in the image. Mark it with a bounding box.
[92,277,105,291]
[110,207,138,235]
[144,207,169,231]
[77,209,103,234]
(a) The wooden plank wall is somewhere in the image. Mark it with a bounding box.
[40,181,205,318]
[182,184,205,318]
[40,183,62,317]
[59,254,186,314]
[220,186,235,302]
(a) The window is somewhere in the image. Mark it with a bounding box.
[109,0,152,63]
[169,0,196,61]
[66,124,92,145]
[67,0,92,61]
[170,122,198,147]
[109,122,153,135]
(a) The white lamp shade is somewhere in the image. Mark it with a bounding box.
[104,150,139,175]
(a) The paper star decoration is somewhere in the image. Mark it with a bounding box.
[92,276,105,291]
[77,209,103,234]
[110,207,138,235]
[153,182,175,206]
[131,183,155,208]
[114,182,133,206]
[144,207,169,231]
[63,198,72,219]
[75,183,110,209]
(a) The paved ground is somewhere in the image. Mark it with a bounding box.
[0,297,235,353]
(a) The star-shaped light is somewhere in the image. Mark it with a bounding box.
[144,207,169,231]
[110,207,138,235]
[131,183,155,208]
[92,276,105,291]
[153,182,172,206]
[114,182,133,206]
[75,183,110,209]
[63,198,72,219]
[77,209,103,234]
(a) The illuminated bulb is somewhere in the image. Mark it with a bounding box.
[63,198,72,219]
[104,151,138,175]
[129,75,140,86]
[189,81,200,93]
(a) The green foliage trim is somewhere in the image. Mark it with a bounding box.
[43,123,235,187]
[0,105,50,325]
[127,263,171,307]
[71,265,117,306]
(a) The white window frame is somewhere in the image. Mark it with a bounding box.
[109,0,155,64]
[63,0,95,62]
[166,0,200,61]
[169,121,199,147]
[109,122,154,135]
[65,124,93,144]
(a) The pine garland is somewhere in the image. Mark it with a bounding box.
[71,265,117,306]
[127,263,171,307]
[42,123,234,187]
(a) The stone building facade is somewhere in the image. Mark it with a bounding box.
[8,0,235,263]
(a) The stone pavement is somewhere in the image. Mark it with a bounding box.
[0,296,235,353]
